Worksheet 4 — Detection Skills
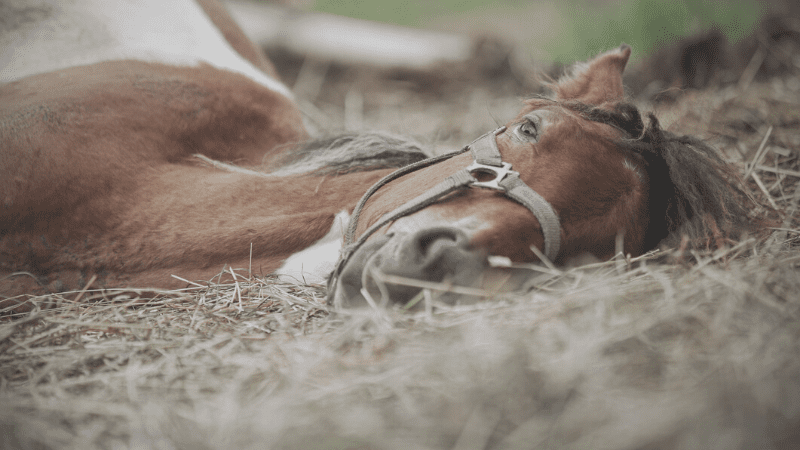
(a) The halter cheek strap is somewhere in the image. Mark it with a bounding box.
[467,130,561,261]
[327,126,561,301]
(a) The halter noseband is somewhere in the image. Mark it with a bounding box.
[327,126,561,302]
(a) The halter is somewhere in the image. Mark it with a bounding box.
[327,126,561,302]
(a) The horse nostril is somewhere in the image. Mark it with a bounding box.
[414,227,461,258]
[373,227,487,305]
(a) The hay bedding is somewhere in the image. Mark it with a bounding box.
[3,49,800,450]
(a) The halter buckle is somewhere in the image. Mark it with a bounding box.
[467,161,516,191]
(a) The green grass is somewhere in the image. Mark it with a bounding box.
[311,0,765,62]
[553,0,763,62]
[311,0,490,28]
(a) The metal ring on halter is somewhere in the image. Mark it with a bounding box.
[466,161,516,191]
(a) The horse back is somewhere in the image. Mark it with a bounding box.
[0,0,290,97]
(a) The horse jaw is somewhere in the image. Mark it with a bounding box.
[551,44,631,105]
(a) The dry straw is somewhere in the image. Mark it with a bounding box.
[3,67,800,450]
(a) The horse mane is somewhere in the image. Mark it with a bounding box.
[640,117,771,250]
[572,101,771,251]
[272,132,429,176]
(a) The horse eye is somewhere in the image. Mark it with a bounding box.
[515,119,539,141]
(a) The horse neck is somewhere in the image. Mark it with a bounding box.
[126,165,394,254]
[0,165,395,298]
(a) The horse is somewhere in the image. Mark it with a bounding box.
[0,0,764,310]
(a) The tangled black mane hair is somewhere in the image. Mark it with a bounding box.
[274,132,428,176]
[572,101,770,251]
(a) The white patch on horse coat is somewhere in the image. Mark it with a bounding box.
[0,0,292,99]
[275,210,350,285]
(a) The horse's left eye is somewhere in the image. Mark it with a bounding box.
[515,119,539,142]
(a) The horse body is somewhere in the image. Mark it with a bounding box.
[1,0,763,307]
[0,0,369,297]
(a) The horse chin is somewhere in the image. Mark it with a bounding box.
[331,227,494,309]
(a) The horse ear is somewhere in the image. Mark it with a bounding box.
[551,44,631,105]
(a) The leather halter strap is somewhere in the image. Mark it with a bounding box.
[327,126,561,298]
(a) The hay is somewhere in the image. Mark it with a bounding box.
[3,243,799,449]
[3,49,800,450]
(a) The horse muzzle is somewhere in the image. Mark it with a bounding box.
[330,226,490,308]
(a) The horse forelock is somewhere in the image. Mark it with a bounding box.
[551,99,768,250]
[564,101,646,139]
[619,113,768,249]
[271,132,429,176]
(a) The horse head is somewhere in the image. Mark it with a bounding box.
[331,44,763,307]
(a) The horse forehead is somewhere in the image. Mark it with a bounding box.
[516,106,623,153]
[514,101,617,133]
[514,98,565,118]
[0,0,292,99]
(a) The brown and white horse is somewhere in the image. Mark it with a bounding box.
[1,0,761,309]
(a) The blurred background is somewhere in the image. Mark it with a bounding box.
[224,0,800,154]
[305,0,763,64]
